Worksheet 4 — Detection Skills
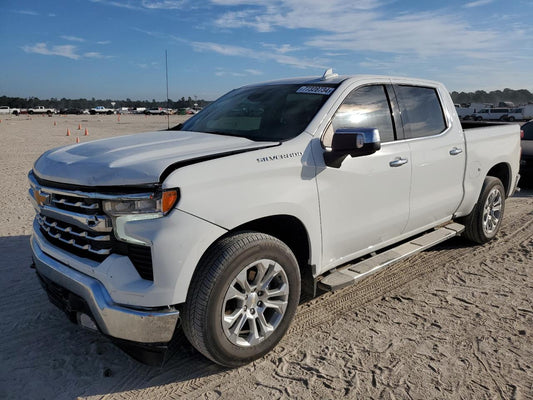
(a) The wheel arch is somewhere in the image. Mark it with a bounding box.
[487,162,511,196]
[224,215,315,299]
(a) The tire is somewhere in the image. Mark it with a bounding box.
[182,232,301,367]
[462,177,505,244]
[508,116,515,122]
[475,116,482,121]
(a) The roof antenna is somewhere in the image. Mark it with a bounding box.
[321,68,338,80]
[165,49,170,130]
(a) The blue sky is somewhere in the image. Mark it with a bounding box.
[1,0,532,101]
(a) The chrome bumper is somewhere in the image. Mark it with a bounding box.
[31,235,179,344]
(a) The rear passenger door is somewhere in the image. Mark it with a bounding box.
[392,84,466,233]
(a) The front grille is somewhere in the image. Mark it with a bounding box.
[31,174,154,281]
[52,193,100,215]
[38,215,112,258]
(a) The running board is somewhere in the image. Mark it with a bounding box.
[318,222,465,292]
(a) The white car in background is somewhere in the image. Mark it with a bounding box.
[0,106,20,115]
[472,108,510,121]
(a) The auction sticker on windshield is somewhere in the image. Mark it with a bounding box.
[296,86,335,95]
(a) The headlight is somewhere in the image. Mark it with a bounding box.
[102,189,180,245]
[103,189,179,217]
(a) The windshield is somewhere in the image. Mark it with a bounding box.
[181,84,338,141]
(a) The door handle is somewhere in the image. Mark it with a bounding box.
[449,147,463,156]
[389,157,408,167]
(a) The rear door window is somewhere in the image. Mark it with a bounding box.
[395,85,447,139]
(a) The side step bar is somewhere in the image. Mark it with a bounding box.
[318,222,465,292]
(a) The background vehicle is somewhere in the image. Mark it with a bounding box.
[144,107,172,115]
[520,120,533,184]
[29,72,521,368]
[28,106,56,115]
[472,108,510,121]
[59,108,84,115]
[0,106,20,115]
[90,106,115,115]
[507,106,533,121]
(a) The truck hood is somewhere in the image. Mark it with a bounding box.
[33,131,278,187]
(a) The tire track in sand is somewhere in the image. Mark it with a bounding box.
[96,201,532,399]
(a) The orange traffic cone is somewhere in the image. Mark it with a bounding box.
[78,123,82,130]
[53,121,57,126]
[76,137,80,143]
[66,128,71,136]
[84,128,89,136]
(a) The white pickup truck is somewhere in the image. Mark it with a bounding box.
[90,106,115,115]
[29,71,521,367]
[0,106,20,115]
[28,106,56,115]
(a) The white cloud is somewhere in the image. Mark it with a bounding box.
[213,0,380,33]
[84,52,108,58]
[15,10,38,16]
[261,43,301,54]
[97,40,111,45]
[22,43,81,60]
[22,43,112,60]
[464,0,495,8]
[141,0,187,9]
[210,1,515,62]
[89,0,141,10]
[214,68,263,77]
[306,12,500,58]
[91,0,187,10]
[61,35,85,42]
[192,41,326,69]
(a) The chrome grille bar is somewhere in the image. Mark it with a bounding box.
[40,216,111,241]
[40,205,111,233]
[52,198,99,210]
[38,216,111,256]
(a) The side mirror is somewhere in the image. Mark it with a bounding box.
[324,128,381,168]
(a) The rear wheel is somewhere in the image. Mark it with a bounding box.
[182,232,300,367]
[462,177,505,244]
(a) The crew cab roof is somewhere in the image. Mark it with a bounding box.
[243,74,443,89]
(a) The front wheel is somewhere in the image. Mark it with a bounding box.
[461,177,505,244]
[182,232,301,367]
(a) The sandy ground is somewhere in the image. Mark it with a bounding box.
[0,114,531,399]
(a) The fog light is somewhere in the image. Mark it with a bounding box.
[77,312,98,331]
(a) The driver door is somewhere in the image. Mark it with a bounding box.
[313,84,411,270]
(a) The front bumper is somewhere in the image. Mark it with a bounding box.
[31,234,180,344]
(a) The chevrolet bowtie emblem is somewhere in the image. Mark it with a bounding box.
[34,190,50,207]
